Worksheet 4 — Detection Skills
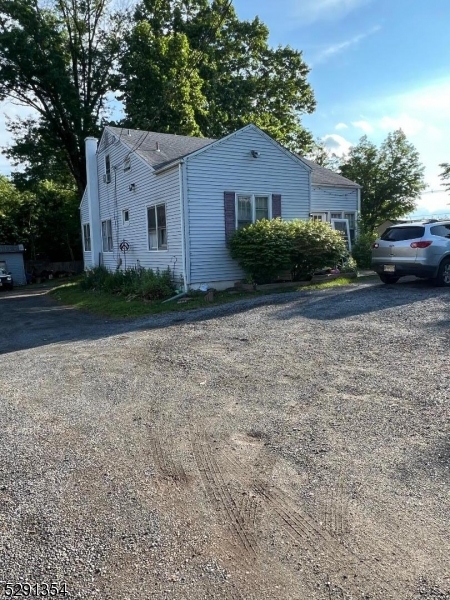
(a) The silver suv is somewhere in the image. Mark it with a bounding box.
[371,220,450,286]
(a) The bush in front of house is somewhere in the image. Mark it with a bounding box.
[80,266,175,300]
[351,230,378,269]
[229,218,294,283]
[289,219,348,281]
[229,218,348,283]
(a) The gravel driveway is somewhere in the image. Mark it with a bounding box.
[1,281,449,599]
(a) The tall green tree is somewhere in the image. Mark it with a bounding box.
[306,138,340,170]
[0,0,127,196]
[340,130,426,232]
[120,0,316,152]
[439,162,450,193]
[0,177,81,260]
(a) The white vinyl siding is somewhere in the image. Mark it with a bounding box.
[311,186,358,214]
[310,186,359,244]
[95,129,183,280]
[186,127,311,285]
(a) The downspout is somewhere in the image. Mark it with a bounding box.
[178,162,188,292]
[181,160,191,287]
[308,169,312,219]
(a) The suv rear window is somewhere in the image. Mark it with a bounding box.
[381,226,425,241]
[430,224,450,238]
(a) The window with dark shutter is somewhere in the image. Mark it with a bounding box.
[272,194,281,218]
[224,191,236,243]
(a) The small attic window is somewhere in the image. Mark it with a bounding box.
[124,157,131,172]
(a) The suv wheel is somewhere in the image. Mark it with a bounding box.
[378,274,399,284]
[435,258,450,287]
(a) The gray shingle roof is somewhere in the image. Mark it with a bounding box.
[106,127,360,188]
[301,158,360,188]
[106,127,215,170]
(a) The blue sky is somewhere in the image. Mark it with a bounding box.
[233,0,450,217]
[1,0,449,217]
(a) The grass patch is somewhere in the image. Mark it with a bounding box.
[49,275,371,319]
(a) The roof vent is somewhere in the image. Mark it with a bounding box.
[156,141,160,152]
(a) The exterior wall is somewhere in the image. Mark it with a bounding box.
[310,186,358,215]
[0,252,26,285]
[185,127,311,285]
[86,133,184,284]
[80,190,92,267]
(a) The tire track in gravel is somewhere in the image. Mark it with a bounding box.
[149,433,187,484]
[323,473,349,537]
[190,428,257,556]
[222,443,410,599]
[318,475,417,591]
[253,481,404,599]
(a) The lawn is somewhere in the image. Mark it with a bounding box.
[49,276,369,319]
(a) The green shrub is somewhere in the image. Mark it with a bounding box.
[338,254,358,274]
[229,219,293,284]
[229,218,348,283]
[79,266,175,300]
[352,230,377,269]
[290,220,348,280]
[139,267,174,300]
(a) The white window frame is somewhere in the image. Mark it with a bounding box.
[310,212,327,222]
[235,193,272,229]
[122,209,130,227]
[82,223,91,252]
[123,156,131,172]
[331,218,352,251]
[147,203,168,251]
[101,219,113,253]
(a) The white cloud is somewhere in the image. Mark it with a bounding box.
[313,25,380,64]
[292,0,372,24]
[335,122,348,130]
[378,114,424,136]
[322,134,352,157]
[352,120,374,133]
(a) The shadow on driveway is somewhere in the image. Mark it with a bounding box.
[2,278,449,355]
[270,278,450,323]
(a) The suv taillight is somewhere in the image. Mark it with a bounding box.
[372,243,379,249]
[410,241,432,248]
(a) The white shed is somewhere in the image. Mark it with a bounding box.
[0,244,27,285]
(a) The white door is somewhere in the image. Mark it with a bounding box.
[331,219,351,251]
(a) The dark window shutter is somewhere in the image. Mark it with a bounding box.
[272,194,281,219]
[224,191,236,243]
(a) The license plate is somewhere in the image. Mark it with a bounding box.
[383,265,396,273]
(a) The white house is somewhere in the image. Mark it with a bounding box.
[80,124,360,290]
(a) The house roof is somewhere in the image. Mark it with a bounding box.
[106,126,360,188]
[301,158,361,188]
[106,127,215,170]
[0,244,24,253]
